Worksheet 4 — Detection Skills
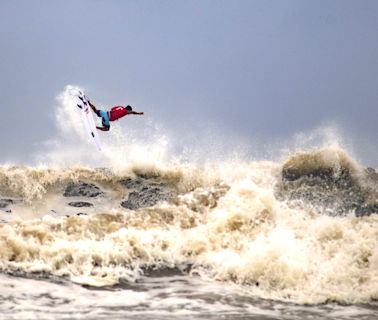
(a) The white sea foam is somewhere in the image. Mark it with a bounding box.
[0,153,377,304]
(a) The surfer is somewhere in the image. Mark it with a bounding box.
[86,97,144,131]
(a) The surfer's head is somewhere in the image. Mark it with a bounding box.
[126,105,132,111]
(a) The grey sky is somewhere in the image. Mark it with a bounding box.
[1,0,377,165]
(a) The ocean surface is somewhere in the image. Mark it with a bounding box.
[0,86,377,319]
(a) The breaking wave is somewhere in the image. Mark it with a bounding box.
[1,146,378,304]
[0,86,377,305]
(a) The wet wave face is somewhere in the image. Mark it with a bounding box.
[1,147,378,306]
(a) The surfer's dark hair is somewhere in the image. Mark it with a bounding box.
[126,105,132,111]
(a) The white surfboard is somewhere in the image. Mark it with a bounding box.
[74,91,101,150]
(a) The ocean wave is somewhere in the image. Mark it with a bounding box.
[0,147,377,304]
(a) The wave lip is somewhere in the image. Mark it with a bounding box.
[277,147,378,216]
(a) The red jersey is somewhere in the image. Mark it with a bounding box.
[109,106,130,121]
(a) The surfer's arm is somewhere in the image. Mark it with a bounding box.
[129,111,144,115]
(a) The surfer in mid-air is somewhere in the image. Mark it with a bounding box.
[86,97,144,131]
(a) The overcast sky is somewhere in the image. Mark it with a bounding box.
[0,0,377,166]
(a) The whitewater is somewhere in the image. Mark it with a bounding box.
[0,86,377,319]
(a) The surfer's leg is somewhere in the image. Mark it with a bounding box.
[88,101,98,114]
[91,108,102,118]
[96,126,110,131]
[98,111,110,131]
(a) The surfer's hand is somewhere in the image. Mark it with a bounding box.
[139,112,144,115]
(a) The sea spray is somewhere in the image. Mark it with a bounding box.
[1,147,378,304]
